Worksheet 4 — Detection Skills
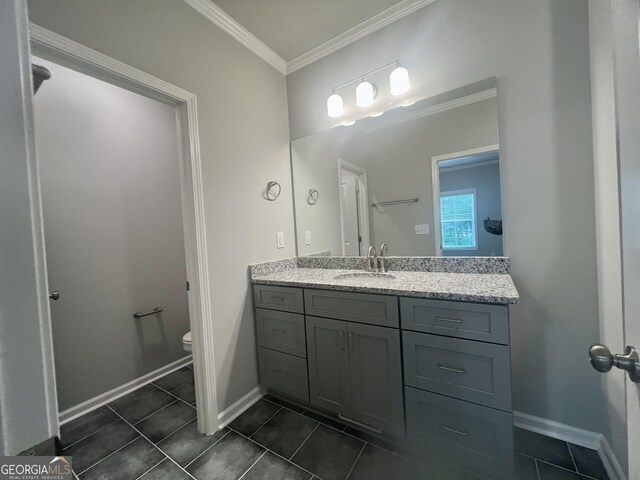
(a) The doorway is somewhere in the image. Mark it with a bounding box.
[34,56,194,418]
[431,145,502,257]
[30,27,218,435]
[338,159,370,256]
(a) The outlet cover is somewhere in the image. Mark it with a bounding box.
[305,231,312,245]
[415,224,430,235]
[276,232,285,249]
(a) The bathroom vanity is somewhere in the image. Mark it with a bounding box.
[250,256,518,479]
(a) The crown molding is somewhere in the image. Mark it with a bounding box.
[183,0,287,75]
[286,0,437,74]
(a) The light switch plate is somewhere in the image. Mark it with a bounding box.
[276,232,285,249]
[305,231,312,245]
[415,224,430,235]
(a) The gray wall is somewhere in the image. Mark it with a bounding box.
[440,162,503,256]
[27,0,295,413]
[0,0,57,454]
[34,57,192,411]
[287,0,602,432]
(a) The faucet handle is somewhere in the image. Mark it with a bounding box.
[380,243,389,256]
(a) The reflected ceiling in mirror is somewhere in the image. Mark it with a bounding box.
[291,80,503,257]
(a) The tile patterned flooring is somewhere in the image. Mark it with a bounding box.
[60,366,610,480]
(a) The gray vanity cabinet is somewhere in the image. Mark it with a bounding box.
[253,282,514,477]
[306,314,404,435]
[347,321,404,435]
[305,316,352,416]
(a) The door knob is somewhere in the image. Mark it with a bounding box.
[49,291,60,301]
[589,344,640,383]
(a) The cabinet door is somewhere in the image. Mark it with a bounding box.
[306,316,352,416]
[348,322,404,435]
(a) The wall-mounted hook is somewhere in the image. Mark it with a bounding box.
[265,181,281,201]
[307,189,319,205]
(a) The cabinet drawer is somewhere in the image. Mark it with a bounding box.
[304,289,398,327]
[405,387,514,479]
[258,348,309,402]
[403,331,511,411]
[256,308,306,358]
[254,285,304,313]
[401,298,509,345]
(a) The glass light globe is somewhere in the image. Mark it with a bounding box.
[390,66,410,95]
[356,80,376,107]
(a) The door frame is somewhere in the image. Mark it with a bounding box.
[29,24,219,434]
[431,144,500,256]
[337,158,370,255]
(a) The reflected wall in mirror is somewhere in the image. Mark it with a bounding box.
[292,81,503,257]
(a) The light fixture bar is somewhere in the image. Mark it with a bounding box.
[332,61,400,91]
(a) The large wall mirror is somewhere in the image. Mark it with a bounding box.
[291,80,504,257]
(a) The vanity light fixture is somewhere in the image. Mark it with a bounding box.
[369,111,384,118]
[325,60,411,118]
[342,120,356,126]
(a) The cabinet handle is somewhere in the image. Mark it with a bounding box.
[440,425,468,436]
[435,316,463,324]
[340,330,346,351]
[438,364,465,374]
[274,370,289,377]
[269,296,285,301]
[271,328,287,335]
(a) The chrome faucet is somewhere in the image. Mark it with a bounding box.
[367,246,378,272]
[379,243,389,272]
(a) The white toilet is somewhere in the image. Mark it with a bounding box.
[182,331,192,352]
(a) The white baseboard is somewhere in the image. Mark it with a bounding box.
[514,411,626,480]
[216,386,265,429]
[513,410,601,449]
[59,356,193,425]
[599,434,627,480]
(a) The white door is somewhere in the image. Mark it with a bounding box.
[589,0,640,477]
[34,57,191,411]
[341,173,361,256]
[616,0,640,475]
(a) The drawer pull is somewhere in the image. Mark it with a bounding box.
[271,328,287,335]
[274,370,289,377]
[440,425,468,436]
[435,316,463,324]
[340,330,346,352]
[269,296,285,301]
[438,364,466,374]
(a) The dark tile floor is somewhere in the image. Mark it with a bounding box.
[59,366,610,480]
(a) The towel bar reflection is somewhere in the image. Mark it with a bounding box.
[371,197,418,207]
[133,307,163,319]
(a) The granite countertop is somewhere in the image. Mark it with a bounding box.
[251,267,519,305]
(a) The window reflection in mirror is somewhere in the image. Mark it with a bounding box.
[291,81,503,257]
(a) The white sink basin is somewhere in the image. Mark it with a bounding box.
[333,272,396,281]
